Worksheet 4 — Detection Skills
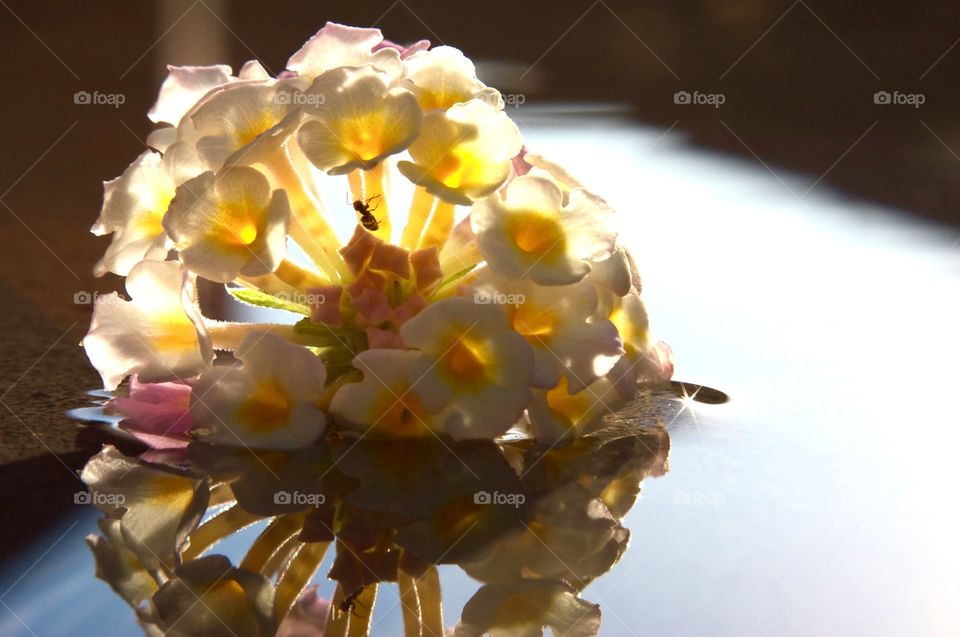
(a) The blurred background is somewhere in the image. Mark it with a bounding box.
[1,1,958,635]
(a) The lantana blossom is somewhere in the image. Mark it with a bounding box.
[74,22,684,637]
[472,173,618,286]
[190,331,327,449]
[81,21,672,452]
[83,259,212,390]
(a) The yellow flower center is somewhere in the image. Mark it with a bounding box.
[339,112,388,161]
[511,304,555,345]
[236,377,291,432]
[507,211,566,262]
[443,337,487,384]
[433,151,466,188]
[145,474,197,508]
[135,189,174,237]
[609,304,648,351]
[418,88,470,111]
[151,312,201,353]
[374,389,431,438]
[212,202,261,247]
[544,377,592,428]
[236,112,278,146]
[236,222,259,245]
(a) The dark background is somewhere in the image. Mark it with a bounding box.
[0,0,957,554]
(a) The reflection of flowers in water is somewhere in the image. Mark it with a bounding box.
[81,407,671,636]
[81,21,674,449]
[75,20,684,637]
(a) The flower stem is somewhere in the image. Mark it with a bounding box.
[274,258,330,290]
[398,571,423,637]
[362,162,392,242]
[206,321,316,350]
[346,585,377,637]
[275,541,330,622]
[401,185,437,249]
[236,272,298,295]
[417,566,444,637]
[181,504,262,561]
[239,513,305,573]
[264,150,347,281]
[418,200,456,250]
[325,585,350,637]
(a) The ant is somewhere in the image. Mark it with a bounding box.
[353,194,383,232]
[338,587,366,616]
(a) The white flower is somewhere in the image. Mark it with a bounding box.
[397,99,521,205]
[81,445,209,570]
[401,46,502,110]
[83,260,212,390]
[147,61,271,152]
[472,174,617,285]
[163,166,291,283]
[91,150,181,277]
[330,349,443,438]
[286,22,401,79]
[527,376,626,443]
[472,274,623,391]
[296,65,422,175]
[399,297,533,440]
[190,331,327,449]
[185,79,301,170]
[149,64,234,127]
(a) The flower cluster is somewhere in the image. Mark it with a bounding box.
[83,22,673,451]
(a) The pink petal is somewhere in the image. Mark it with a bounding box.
[352,288,393,325]
[339,226,378,275]
[374,39,431,58]
[369,241,411,279]
[410,247,443,292]
[392,294,428,324]
[510,146,533,177]
[309,285,344,328]
[107,377,192,444]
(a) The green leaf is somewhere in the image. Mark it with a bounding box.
[432,262,481,297]
[227,287,311,316]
